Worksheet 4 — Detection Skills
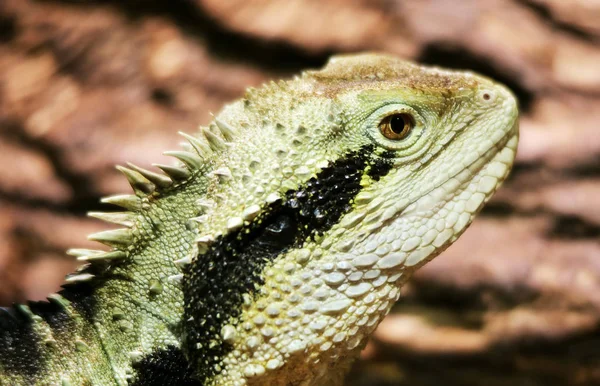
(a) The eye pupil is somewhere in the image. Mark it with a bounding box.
[379,113,414,140]
[389,115,406,134]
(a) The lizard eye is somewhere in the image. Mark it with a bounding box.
[365,104,425,153]
[379,113,414,140]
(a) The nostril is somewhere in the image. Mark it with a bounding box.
[478,89,497,103]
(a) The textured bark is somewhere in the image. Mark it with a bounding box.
[0,0,599,384]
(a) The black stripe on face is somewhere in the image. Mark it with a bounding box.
[130,346,202,386]
[182,145,393,382]
[367,150,395,180]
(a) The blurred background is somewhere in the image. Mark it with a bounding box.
[0,0,599,384]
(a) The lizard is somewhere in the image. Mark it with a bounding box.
[0,53,519,386]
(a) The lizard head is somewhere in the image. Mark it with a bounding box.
[296,52,520,270]
[184,53,519,385]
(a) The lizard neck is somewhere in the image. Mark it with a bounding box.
[79,176,206,384]
[1,172,205,385]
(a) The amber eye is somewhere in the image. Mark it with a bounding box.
[379,113,414,140]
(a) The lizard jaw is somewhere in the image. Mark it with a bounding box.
[399,121,519,270]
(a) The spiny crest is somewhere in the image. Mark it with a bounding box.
[100,194,142,211]
[213,117,238,142]
[163,150,204,170]
[154,163,191,181]
[88,211,136,227]
[87,228,132,248]
[67,248,127,263]
[116,166,155,195]
[127,163,173,189]
[64,117,240,277]
[200,127,227,151]
[179,131,212,155]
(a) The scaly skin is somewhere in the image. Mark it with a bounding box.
[0,53,518,386]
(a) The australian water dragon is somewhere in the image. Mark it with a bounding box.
[0,53,519,386]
